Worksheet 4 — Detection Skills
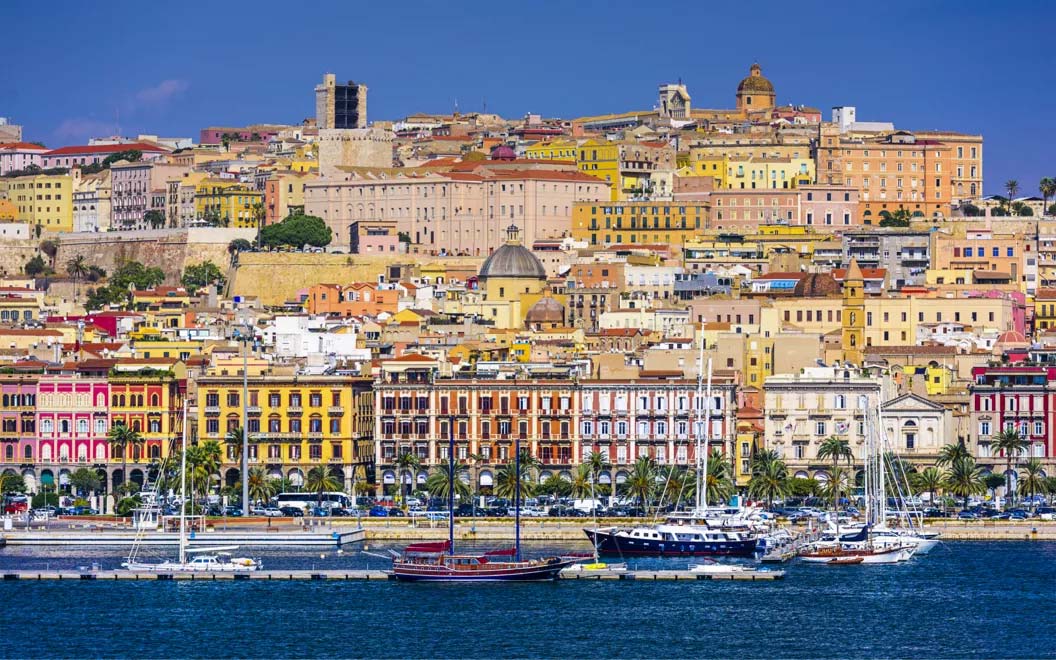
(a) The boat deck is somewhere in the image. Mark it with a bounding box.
[0,567,784,582]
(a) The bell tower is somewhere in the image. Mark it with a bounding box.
[841,259,865,366]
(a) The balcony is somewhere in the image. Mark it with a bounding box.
[247,406,261,414]
[204,406,220,415]
[327,406,344,415]
[288,406,303,415]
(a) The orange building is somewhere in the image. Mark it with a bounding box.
[817,125,982,221]
[305,283,400,317]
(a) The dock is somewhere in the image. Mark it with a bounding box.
[0,567,783,582]
[0,528,365,547]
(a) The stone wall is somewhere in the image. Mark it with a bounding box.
[0,238,41,277]
[54,228,256,284]
[318,128,393,178]
[229,252,483,305]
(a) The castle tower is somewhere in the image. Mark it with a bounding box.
[841,258,865,366]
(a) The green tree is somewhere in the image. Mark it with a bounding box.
[1004,179,1020,212]
[817,436,854,509]
[228,238,253,257]
[945,456,985,509]
[705,449,734,505]
[66,255,90,296]
[878,207,913,227]
[619,456,656,512]
[116,495,142,516]
[1042,178,1056,217]
[983,473,1005,502]
[994,428,1028,508]
[247,466,273,506]
[1011,201,1033,217]
[395,453,420,504]
[0,472,27,494]
[494,449,538,502]
[101,150,142,168]
[24,254,47,277]
[747,450,789,509]
[259,213,332,249]
[1017,458,1046,508]
[424,459,472,501]
[788,477,820,498]
[107,424,140,506]
[39,239,58,264]
[181,261,226,292]
[936,442,970,468]
[537,473,571,497]
[822,466,852,508]
[911,466,945,505]
[143,209,166,229]
[69,468,101,496]
[305,466,342,509]
[569,463,594,500]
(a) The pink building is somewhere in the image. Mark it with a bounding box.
[41,142,168,170]
[35,376,110,478]
[0,142,49,175]
[1,374,38,489]
[305,166,609,256]
[110,160,189,228]
[710,184,861,232]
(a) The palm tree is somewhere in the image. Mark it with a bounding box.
[424,459,472,502]
[304,466,341,509]
[945,456,984,510]
[936,442,970,468]
[748,451,789,509]
[493,449,539,504]
[584,450,610,504]
[394,452,420,505]
[911,466,945,506]
[107,425,139,505]
[247,466,273,507]
[817,436,854,510]
[569,464,594,500]
[1017,458,1046,509]
[538,474,571,498]
[1040,177,1056,217]
[822,466,852,509]
[994,428,1028,508]
[705,449,734,506]
[619,456,656,513]
[66,255,90,296]
[1004,180,1020,213]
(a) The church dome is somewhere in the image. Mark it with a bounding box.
[479,225,547,280]
[737,63,774,95]
[490,145,517,161]
[525,296,564,325]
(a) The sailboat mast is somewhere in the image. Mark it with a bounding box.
[448,415,454,553]
[694,339,704,512]
[876,379,887,525]
[515,432,521,562]
[703,358,713,511]
[178,401,188,566]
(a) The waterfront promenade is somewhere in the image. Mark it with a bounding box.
[4,516,1055,545]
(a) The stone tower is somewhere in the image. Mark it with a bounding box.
[841,258,865,366]
[735,63,776,115]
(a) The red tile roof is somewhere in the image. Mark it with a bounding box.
[45,142,168,156]
[0,142,49,151]
[833,268,887,280]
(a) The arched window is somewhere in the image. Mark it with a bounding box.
[41,419,53,434]
[112,394,119,407]
[60,420,70,434]
[41,445,52,461]
[24,445,32,460]
[4,444,12,460]
[132,420,142,432]
[77,419,88,434]
[149,445,160,459]
[77,444,88,461]
[96,443,106,461]
[150,394,159,407]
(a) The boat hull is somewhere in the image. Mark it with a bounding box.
[391,558,574,582]
[585,529,757,557]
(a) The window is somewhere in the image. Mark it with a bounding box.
[815,421,826,436]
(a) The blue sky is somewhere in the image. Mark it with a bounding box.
[4,0,1052,196]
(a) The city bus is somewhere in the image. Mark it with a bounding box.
[271,492,354,511]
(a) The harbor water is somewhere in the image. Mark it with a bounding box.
[0,540,1053,658]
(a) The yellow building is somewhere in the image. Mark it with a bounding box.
[524,139,578,162]
[196,371,375,492]
[265,170,318,224]
[689,155,814,190]
[7,173,74,232]
[194,179,263,228]
[1034,288,1056,331]
[577,139,620,200]
[107,359,186,477]
[572,200,706,246]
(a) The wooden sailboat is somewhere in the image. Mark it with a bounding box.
[390,417,575,581]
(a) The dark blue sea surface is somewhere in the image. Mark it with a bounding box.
[0,540,1053,658]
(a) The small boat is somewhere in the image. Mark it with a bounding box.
[688,562,750,574]
[124,549,260,572]
[824,556,865,566]
[799,544,913,565]
[585,524,757,557]
[564,560,628,573]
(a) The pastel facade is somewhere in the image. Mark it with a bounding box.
[7,173,74,232]
[0,142,48,175]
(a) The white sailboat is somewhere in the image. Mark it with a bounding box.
[122,405,259,572]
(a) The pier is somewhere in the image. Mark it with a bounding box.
[0,567,784,582]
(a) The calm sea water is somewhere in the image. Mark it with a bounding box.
[0,540,1053,658]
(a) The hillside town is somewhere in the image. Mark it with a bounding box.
[2,63,1056,515]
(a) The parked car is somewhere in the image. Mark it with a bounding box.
[387,507,405,517]
[1036,507,1056,521]
[224,506,243,517]
[1009,511,1030,520]
[279,506,305,517]
[262,507,283,517]
[957,511,979,520]
[368,505,389,517]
